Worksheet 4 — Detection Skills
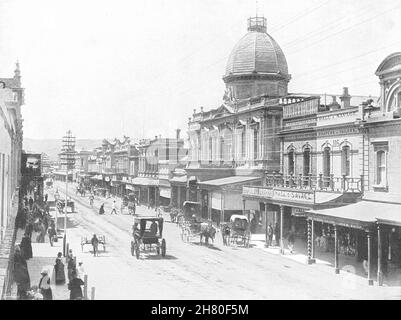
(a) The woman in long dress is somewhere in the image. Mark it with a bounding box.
[53,252,66,285]
[20,233,33,260]
[13,245,31,300]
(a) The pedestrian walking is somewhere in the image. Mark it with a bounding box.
[99,203,105,215]
[67,249,77,282]
[38,268,52,300]
[28,196,34,210]
[274,222,280,247]
[68,271,85,300]
[89,194,94,207]
[20,232,33,260]
[53,252,66,285]
[110,200,117,215]
[13,245,31,300]
[287,229,295,254]
[267,224,273,247]
[91,234,99,256]
[44,193,48,202]
[48,225,56,246]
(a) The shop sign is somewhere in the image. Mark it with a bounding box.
[292,207,307,216]
[243,186,273,198]
[274,189,314,203]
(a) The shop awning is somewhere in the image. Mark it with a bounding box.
[130,177,159,186]
[198,176,261,188]
[159,179,171,188]
[169,175,187,184]
[306,200,401,228]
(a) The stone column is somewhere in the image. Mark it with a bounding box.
[208,191,212,220]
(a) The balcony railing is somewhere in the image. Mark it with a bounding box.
[266,173,363,193]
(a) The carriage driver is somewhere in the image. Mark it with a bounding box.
[150,220,158,236]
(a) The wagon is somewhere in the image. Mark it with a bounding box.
[130,216,166,259]
[81,235,106,252]
[221,215,250,247]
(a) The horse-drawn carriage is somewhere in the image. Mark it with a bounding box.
[127,193,137,215]
[221,215,251,247]
[179,201,216,245]
[81,235,106,252]
[56,199,75,213]
[130,216,166,259]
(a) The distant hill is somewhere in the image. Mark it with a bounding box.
[23,138,102,161]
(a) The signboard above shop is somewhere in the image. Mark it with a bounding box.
[242,186,315,205]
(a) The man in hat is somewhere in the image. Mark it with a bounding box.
[91,234,99,256]
[38,268,52,300]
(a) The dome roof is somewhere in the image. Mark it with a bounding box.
[225,19,288,78]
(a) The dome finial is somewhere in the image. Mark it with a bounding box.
[247,16,266,33]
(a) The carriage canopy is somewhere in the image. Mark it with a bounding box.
[183,201,201,219]
[230,214,249,230]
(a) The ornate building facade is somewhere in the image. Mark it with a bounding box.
[0,63,24,243]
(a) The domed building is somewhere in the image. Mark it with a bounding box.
[223,17,291,100]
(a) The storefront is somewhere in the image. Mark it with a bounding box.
[198,176,262,226]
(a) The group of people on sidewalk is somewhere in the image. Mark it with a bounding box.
[265,223,296,254]
[13,247,86,300]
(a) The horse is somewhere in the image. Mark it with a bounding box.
[220,223,231,246]
[199,222,216,246]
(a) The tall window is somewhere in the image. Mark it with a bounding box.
[220,137,224,161]
[288,149,295,175]
[303,147,311,177]
[253,127,259,160]
[341,146,351,176]
[241,129,246,159]
[323,147,331,178]
[209,137,213,161]
[376,150,386,185]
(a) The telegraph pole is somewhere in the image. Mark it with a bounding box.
[60,130,76,256]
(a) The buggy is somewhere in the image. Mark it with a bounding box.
[130,216,166,259]
[221,214,250,247]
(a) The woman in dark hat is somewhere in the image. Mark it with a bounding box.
[20,232,33,260]
[68,270,84,300]
[13,245,31,300]
[53,252,66,285]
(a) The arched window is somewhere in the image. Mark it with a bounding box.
[376,150,386,185]
[288,149,295,175]
[323,147,331,179]
[341,146,351,176]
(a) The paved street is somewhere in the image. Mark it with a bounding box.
[43,182,401,300]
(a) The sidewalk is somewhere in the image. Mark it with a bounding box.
[250,233,401,288]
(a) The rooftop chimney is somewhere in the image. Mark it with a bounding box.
[340,87,351,109]
[329,96,341,111]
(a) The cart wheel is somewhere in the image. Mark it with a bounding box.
[130,241,135,256]
[161,239,166,257]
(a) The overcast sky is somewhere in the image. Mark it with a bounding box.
[0,0,400,140]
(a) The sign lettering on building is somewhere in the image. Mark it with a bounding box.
[243,186,315,204]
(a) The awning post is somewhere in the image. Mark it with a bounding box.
[280,206,284,254]
[377,224,383,286]
[367,230,374,286]
[334,225,339,274]
[307,218,315,264]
